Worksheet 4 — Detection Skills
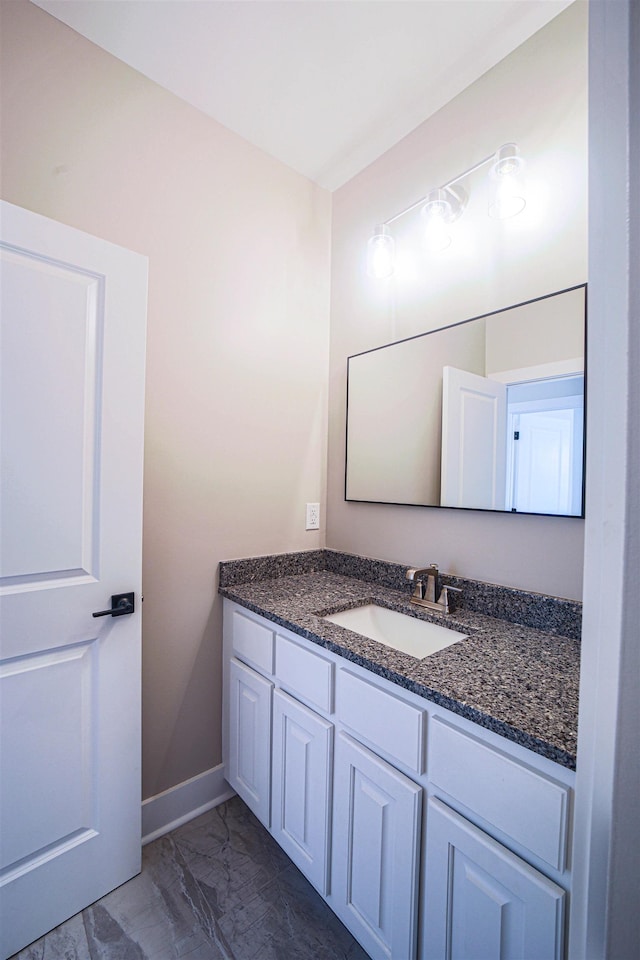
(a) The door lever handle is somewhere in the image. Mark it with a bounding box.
[93,592,135,618]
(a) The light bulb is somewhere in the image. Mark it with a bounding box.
[421,187,465,253]
[489,143,526,219]
[367,224,395,278]
[424,209,452,252]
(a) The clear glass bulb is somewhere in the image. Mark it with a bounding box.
[422,189,456,253]
[489,175,526,218]
[367,225,395,278]
[424,211,452,252]
[488,144,526,219]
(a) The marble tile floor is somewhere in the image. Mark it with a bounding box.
[11,796,369,960]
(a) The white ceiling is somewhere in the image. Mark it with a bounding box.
[33,0,574,190]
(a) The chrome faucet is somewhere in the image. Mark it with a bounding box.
[405,564,461,614]
[406,564,440,602]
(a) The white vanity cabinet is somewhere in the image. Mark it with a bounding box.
[423,798,565,960]
[222,599,575,960]
[421,715,571,960]
[330,668,425,959]
[271,688,333,894]
[223,602,336,898]
[332,731,422,960]
[228,657,273,827]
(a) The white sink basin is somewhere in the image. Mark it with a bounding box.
[323,603,467,659]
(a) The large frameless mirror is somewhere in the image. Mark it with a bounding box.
[345,284,586,516]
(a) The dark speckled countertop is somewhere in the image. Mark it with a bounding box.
[219,550,581,771]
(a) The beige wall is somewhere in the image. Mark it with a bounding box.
[327,2,588,600]
[0,0,587,803]
[0,0,331,798]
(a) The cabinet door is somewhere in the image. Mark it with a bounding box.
[423,797,565,960]
[271,689,333,894]
[332,732,422,960]
[228,658,273,827]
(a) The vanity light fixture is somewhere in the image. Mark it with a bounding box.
[366,142,526,278]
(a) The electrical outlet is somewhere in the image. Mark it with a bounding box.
[305,502,320,530]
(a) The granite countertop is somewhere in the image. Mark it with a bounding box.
[219,552,580,771]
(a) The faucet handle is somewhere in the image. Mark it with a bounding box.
[406,568,425,599]
[436,586,451,613]
[437,584,462,613]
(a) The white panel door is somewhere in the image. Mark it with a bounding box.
[0,201,147,959]
[271,688,333,895]
[423,798,565,960]
[511,411,575,515]
[441,366,507,510]
[228,658,273,827]
[332,732,422,960]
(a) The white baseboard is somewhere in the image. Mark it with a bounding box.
[141,764,235,845]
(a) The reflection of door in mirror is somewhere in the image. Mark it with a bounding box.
[441,369,584,515]
[440,366,507,510]
[506,375,584,514]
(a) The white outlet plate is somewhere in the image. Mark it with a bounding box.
[305,502,320,530]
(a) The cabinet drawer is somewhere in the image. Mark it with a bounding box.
[275,634,333,713]
[429,716,570,871]
[336,669,425,773]
[232,608,275,675]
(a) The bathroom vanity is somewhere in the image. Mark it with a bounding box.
[219,550,580,960]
